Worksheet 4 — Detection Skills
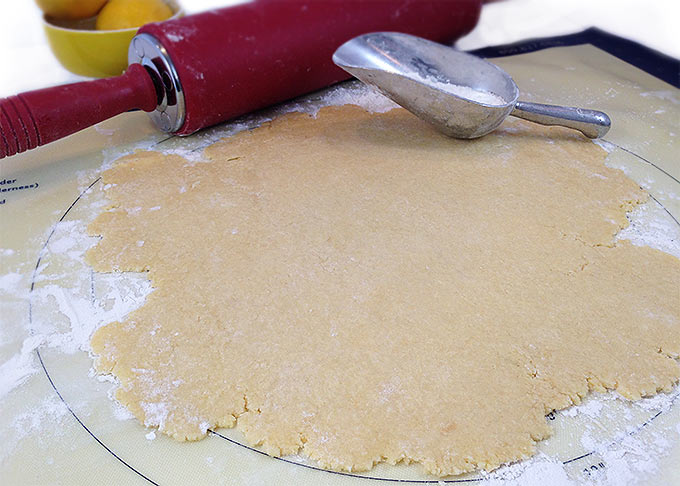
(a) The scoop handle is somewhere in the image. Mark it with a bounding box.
[511,101,611,139]
[0,64,158,159]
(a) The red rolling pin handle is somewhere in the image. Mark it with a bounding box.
[0,64,158,158]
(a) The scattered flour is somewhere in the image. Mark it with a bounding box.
[561,396,605,419]
[141,401,170,430]
[0,213,153,402]
[320,83,400,113]
[0,336,43,401]
[0,394,70,464]
[617,202,680,258]
[593,139,616,154]
[413,77,508,106]
[94,125,116,136]
[482,455,574,485]
[0,272,23,292]
[165,33,184,43]
[639,90,679,105]
[0,82,678,485]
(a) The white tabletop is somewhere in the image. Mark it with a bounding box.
[0,0,677,98]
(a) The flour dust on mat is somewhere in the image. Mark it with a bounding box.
[86,106,680,477]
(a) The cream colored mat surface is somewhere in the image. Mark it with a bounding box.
[1,45,678,485]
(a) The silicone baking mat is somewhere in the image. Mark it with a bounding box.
[1,32,679,485]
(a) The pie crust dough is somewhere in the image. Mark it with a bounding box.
[87,106,680,476]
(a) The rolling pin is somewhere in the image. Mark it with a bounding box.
[0,0,481,159]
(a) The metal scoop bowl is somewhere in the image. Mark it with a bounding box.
[332,32,611,139]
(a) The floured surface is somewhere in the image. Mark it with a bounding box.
[86,106,680,476]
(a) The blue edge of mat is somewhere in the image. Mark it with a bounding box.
[470,27,680,89]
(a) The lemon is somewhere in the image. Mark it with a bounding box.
[35,0,109,20]
[96,0,173,30]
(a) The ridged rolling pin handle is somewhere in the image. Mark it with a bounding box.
[511,101,611,139]
[0,63,158,159]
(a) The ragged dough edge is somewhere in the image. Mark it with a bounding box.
[85,106,680,477]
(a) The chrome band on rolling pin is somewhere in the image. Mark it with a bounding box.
[128,33,186,134]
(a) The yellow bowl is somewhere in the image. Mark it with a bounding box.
[42,1,183,78]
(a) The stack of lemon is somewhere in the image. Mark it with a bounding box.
[38,0,179,77]
[36,0,174,29]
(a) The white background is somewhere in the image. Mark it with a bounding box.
[0,0,678,97]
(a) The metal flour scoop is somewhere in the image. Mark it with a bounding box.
[333,32,611,139]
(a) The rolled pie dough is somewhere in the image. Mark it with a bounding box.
[87,106,680,476]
